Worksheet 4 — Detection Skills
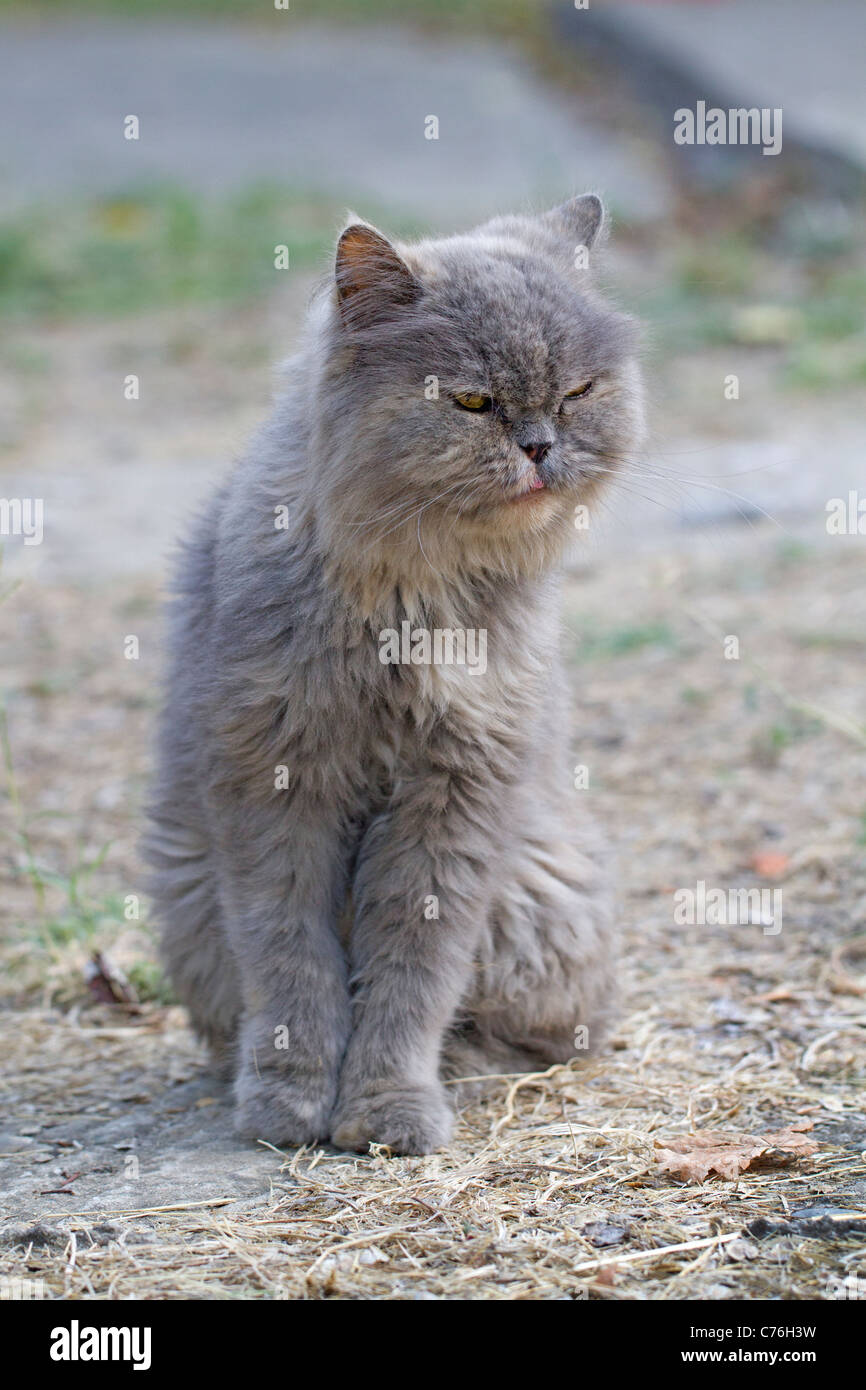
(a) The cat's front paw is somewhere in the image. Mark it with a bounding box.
[331,1082,453,1155]
[234,1068,334,1148]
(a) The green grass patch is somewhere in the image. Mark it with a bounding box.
[675,235,764,301]
[1,0,539,27]
[0,185,390,321]
[749,713,823,768]
[632,235,866,391]
[571,619,676,662]
[680,685,711,707]
[774,538,813,567]
[794,629,866,654]
[126,957,175,1006]
[28,883,126,952]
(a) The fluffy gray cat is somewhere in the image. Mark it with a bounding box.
[144,194,645,1155]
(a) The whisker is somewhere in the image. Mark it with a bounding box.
[355,477,471,557]
[585,457,788,534]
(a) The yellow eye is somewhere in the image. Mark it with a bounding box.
[563,381,593,402]
[454,391,492,411]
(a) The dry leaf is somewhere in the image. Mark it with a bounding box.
[747,1206,866,1240]
[655,1121,817,1182]
[828,970,866,997]
[749,851,790,879]
[749,986,798,1004]
[725,1237,759,1262]
[84,951,138,1007]
[582,1221,629,1248]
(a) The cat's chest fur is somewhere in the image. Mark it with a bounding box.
[357,583,558,777]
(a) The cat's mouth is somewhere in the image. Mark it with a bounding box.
[509,472,550,502]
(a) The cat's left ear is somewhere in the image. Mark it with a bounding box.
[542,194,605,250]
[335,221,420,329]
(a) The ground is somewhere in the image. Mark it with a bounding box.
[1,4,865,1301]
[1,323,864,1294]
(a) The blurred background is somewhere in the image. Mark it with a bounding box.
[3,0,866,983]
[0,0,865,1288]
[2,0,866,580]
[2,0,865,991]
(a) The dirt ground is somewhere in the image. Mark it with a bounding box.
[2,271,866,1299]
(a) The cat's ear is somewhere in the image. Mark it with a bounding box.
[543,194,605,250]
[335,222,420,329]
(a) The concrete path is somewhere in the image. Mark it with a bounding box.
[0,16,664,224]
[1,10,861,585]
[578,0,866,175]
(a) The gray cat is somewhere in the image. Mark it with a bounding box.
[144,194,645,1155]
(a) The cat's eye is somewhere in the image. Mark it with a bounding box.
[454,391,492,412]
[561,381,593,406]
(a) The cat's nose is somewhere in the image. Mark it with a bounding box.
[520,440,552,464]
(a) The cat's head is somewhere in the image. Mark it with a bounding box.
[312,196,644,600]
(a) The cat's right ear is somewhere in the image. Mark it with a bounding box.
[335,223,420,330]
[542,194,605,251]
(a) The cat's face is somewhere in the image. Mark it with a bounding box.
[315,197,644,587]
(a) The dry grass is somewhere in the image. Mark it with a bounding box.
[1,999,864,1300]
[2,533,865,1300]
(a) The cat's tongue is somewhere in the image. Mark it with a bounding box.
[510,471,547,502]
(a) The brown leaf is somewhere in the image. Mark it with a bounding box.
[655,1121,817,1182]
[581,1221,630,1248]
[749,851,790,879]
[828,970,866,998]
[84,951,138,1007]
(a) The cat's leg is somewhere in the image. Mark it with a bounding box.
[443,811,617,1087]
[145,811,241,1074]
[330,731,512,1156]
[212,794,356,1147]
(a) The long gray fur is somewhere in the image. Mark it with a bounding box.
[144,195,645,1154]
